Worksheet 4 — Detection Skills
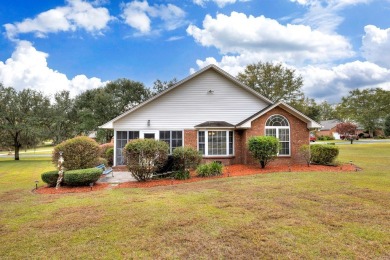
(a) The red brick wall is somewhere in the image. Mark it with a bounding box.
[243,107,309,166]
[182,108,310,166]
[184,130,197,149]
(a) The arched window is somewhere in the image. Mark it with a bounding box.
[265,115,290,156]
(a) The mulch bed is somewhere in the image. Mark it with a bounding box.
[36,163,357,194]
[35,183,110,194]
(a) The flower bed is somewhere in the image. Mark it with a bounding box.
[36,163,357,194]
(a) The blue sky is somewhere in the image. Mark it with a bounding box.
[1,0,389,103]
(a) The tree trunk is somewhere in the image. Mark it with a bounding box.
[14,133,20,161]
[260,161,265,169]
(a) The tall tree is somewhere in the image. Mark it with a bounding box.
[75,79,151,142]
[47,91,78,144]
[290,97,321,122]
[0,85,50,160]
[152,78,178,94]
[318,101,338,121]
[337,88,390,137]
[237,61,304,103]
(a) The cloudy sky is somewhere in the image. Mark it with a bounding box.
[0,0,389,103]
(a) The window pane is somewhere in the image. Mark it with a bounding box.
[265,129,276,137]
[229,131,233,155]
[279,142,289,155]
[208,131,227,155]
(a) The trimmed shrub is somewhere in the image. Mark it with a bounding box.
[197,162,223,177]
[100,143,114,166]
[106,148,114,166]
[248,136,279,168]
[97,157,108,166]
[63,168,103,186]
[172,146,202,172]
[41,170,59,187]
[310,144,339,165]
[124,139,169,181]
[52,136,100,171]
[173,170,191,180]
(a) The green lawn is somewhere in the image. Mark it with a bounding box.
[0,144,389,259]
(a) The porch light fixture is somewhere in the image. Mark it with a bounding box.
[208,90,214,94]
[35,180,39,190]
[89,182,94,191]
[147,120,150,127]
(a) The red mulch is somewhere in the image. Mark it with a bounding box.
[36,164,357,194]
[35,183,110,194]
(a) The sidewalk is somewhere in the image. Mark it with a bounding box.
[98,171,137,184]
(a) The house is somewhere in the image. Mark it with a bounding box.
[100,65,321,167]
[318,119,365,139]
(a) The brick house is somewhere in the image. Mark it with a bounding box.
[100,65,321,166]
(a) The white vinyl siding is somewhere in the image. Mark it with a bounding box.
[113,70,269,130]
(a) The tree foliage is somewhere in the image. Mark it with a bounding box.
[0,84,50,160]
[335,122,358,144]
[337,88,390,136]
[153,78,178,94]
[237,62,304,103]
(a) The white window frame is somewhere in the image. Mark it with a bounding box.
[159,130,184,154]
[198,130,234,157]
[140,130,159,140]
[265,115,291,156]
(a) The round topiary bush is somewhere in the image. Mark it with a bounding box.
[172,146,202,172]
[248,136,279,168]
[52,136,100,171]
[63,168,103,186]
[41,170,59,187]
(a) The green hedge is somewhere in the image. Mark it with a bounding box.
[41,170,59,187]
[197,162,223,177]
[63,168,103,186]
[310,144,339,165]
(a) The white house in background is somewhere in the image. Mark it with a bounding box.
[100,65,321,167]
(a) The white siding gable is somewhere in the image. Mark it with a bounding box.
[114,69,269,130]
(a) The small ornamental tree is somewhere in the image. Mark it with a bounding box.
[52,136,100,171]
[299,144,311,167]
[248,136,279,168]
[124,139,169,181]
[172,146,202,180]
[335,122,358,144]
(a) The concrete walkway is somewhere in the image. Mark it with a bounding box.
[98,171,137,184]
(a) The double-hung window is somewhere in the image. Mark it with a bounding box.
[198,130,234,156]
[265,115,290,156]
[159,131,183,154]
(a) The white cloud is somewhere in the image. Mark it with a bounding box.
[4,0,112,39]
[121,0,186,35]
[193,0,248,8]
[0,41,106,99]
[300,61,390,102]
[290,0,372,33]
[362,25,390,69]
[187,12,354,65]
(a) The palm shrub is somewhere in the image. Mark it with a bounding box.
[52,136,100,171]
[248,136,279,168]
[172,146,202,179]
[310,144,339,165]
[124,139,169,181]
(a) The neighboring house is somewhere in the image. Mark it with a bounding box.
[100,65,321,167]
[319,119,365,139]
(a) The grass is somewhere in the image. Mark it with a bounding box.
[0,144,389,259]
